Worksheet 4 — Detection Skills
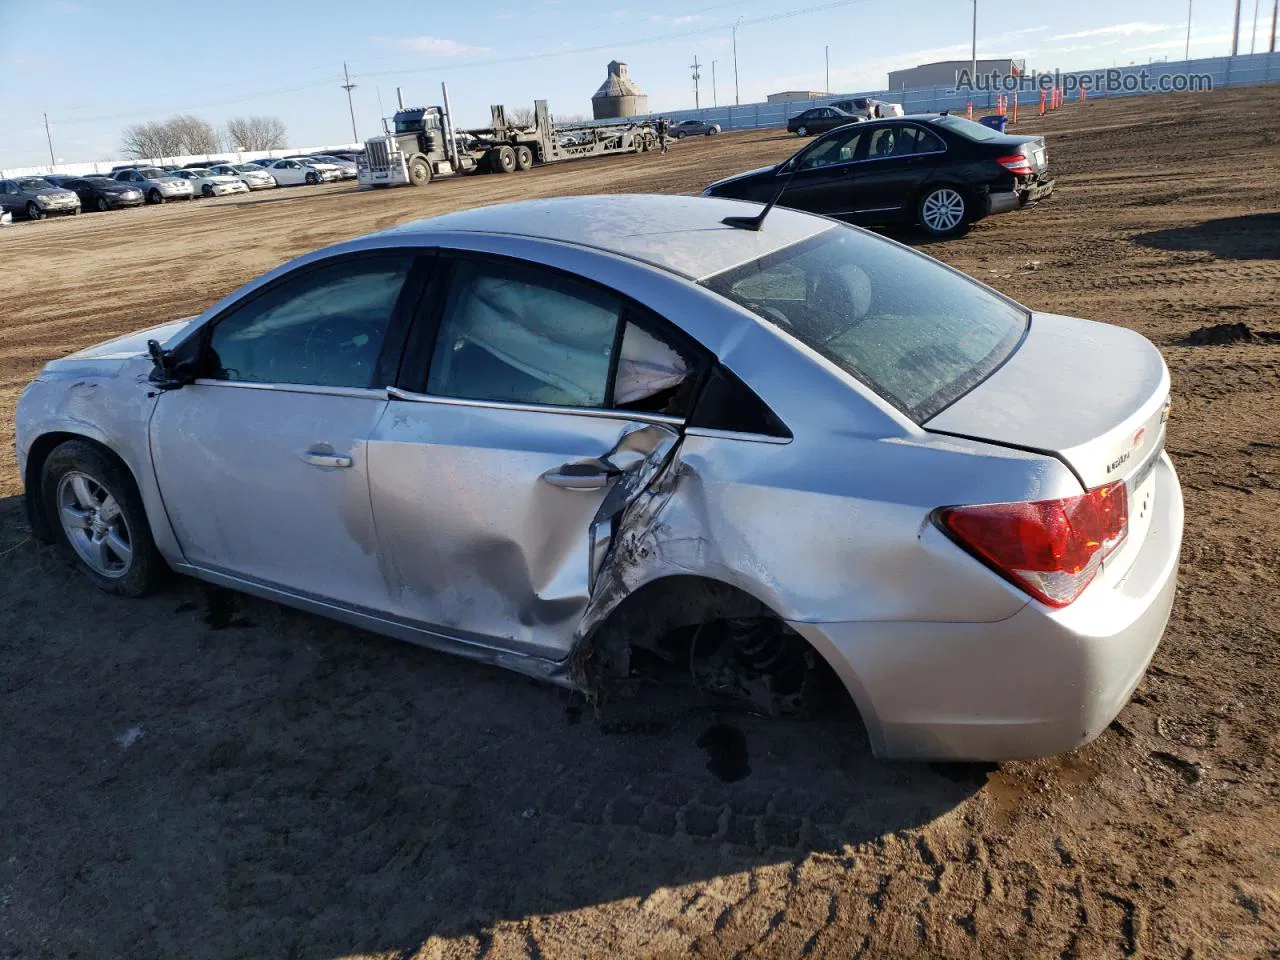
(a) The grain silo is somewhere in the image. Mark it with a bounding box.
[592,60,649,119]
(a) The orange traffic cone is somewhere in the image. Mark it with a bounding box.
[966,101,973,121]
[1039,90,1046,115]
[1012,94,1018,124]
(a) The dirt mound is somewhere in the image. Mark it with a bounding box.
[1182,322,1280,345]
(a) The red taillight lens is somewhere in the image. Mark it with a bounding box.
[996,153,1034,176]
[938,481,1129,608]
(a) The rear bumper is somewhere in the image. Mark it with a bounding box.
[987,178,1055,216]
[791,453,1183,761]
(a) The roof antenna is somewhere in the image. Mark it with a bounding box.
[722,166,797,231]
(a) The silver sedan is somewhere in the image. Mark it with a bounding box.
[15,195,1183,760]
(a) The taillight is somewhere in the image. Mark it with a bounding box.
[996,153,1034,176]
[937,481,1128,608]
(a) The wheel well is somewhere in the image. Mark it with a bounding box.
[23,432,132,543]
[572,575,854,719]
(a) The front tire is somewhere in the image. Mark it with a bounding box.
[148,189,163,204]
[407,155,431,186]
[201,184,214,197]
[917,186,970,237]
[42,440,164,598]
[26,202,43,221]
[95,196,110,212]
[305,171,319,185]
[675,130,686,140]
[796,125,808,137]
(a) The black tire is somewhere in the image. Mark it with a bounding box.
[41,440,165,598]
[675,130,686,140]
[796,125,809,137]
[201,184,214,197]
[25,201,42,221]
[95,195,110,212]
[148,189,163,204]
[407,155,431,186]
[916,185,971,238]
[71,206,80,216]
[495,145,517,174]
[514,145,533,171]
[305,171,319,185]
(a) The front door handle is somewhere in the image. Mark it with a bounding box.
[301,449,352,469]
[541,460,620,490]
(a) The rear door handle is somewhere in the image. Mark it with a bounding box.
[541,461,620,490]
[301,449,352,469]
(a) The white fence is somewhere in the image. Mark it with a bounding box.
[0,143,362,180]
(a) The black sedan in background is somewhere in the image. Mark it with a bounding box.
[785,106,863,136]
[705,113,1054,237]
[59,176,146,212]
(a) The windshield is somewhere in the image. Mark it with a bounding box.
[701,227,1028,422]
[136,168,165,178]
[189,169,211,176]
[933,115,1000,141]
[17,178,54,190]
[234,165,260,172]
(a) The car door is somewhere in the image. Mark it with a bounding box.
[850,123,947,223]
[365,252,703,660]
[777,125,867,218]
[149,251,428,610]
[0,181,13,214]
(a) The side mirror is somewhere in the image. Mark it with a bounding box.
[147,339,188,391]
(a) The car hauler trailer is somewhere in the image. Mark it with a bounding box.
[358,83,658,189]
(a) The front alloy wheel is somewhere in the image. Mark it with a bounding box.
[96,195,110,212]
[918,187,969,237]
[305,171,319,185]
[58,472,133,580]
[26,201,43,220]
[796,125,808,137]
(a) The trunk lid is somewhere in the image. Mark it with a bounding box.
[926,312,1169,490]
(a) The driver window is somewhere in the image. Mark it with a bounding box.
[205,254,413,388]
[797,129,863,170]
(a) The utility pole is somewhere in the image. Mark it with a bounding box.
[43,112,54,165]
[971,0,978,93]
[691,55,702,109]
[1270,0,1277,52]
[825,45,830,92]
[1231,0,1242,55]
[1251,0,1261,51]
[711,60,718,107]
[1185,0,1193,60]
[733,17,741,105]
[341,61,358,143]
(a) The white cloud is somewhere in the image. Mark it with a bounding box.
[1054,22,1171,41]
[647,13,703,26]
[1124,31,1232,54]
[375,35,491,56]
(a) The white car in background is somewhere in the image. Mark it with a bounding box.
[304,155,358,179]
[294,157,342,182]
[166,169,250,198]
[208,163,277,190]
[261,158,330,186]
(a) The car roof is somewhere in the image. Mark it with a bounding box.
[383,194,835,281]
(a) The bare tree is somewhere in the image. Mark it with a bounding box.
[121,114,221,159]
[120,119,184,159]
[169,114,220,154]
[224,115,288,151]
[506,106,536,127]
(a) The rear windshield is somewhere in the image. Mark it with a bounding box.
[932,115,1000,141]
[701,227,1028,422]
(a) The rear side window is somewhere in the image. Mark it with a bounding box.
[701,228,1028,422]
[933,115,1000,141]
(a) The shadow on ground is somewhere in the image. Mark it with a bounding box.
[0,495,985,959]
[1133,213,1280,261]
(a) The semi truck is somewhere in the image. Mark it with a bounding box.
[358,83,659,189]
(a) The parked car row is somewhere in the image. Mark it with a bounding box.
[0,149,366,222]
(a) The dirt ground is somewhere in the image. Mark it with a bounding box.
[1,87,1278,959]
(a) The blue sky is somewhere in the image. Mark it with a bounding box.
[0,0,1253,167]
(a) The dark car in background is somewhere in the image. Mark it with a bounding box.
[672,119,722,138]
[831,97,905,119]
[786,106,863,137]
[705,113,1054,237]
[61,176,146,212]
[0,177,81,220]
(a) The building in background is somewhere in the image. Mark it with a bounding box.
[887,59,1025,90]
[765,90,832,103]
[592,61,649,119]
